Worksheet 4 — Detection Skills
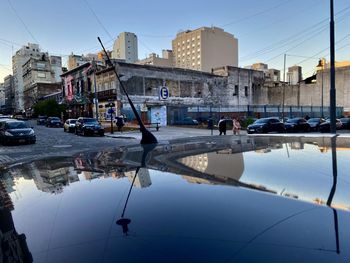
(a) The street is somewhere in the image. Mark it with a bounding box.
[0,120,136,168]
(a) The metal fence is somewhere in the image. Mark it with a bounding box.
[121,104,344,126]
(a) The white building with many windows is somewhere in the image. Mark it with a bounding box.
[172,26,238,72]
[112,32,138,63]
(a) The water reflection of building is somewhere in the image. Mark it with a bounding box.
[125,168,152,188]
[179,151,244,184]
[28,161,78,194]
[0,181,33,262]
[290,141,304,150]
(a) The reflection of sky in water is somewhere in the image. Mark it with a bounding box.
[241,143,350,210]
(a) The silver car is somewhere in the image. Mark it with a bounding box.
[63,119,77,133]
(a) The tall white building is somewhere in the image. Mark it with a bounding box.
[172,26,238,72]
[12,43,42,112]
[112,32,138,63]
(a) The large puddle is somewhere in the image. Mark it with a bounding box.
[1,136,350,262]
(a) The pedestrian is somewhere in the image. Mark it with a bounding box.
[116,115,125,132]
[232,117,241,135]
[218,116,227,135]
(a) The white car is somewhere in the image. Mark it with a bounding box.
[63,119,77,133]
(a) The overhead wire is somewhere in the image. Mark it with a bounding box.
[7,0,39,44]
[82,0,114,41]
[240,4,350,61]
[220,0,292,27]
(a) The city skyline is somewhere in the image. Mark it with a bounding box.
[0,0,350,81]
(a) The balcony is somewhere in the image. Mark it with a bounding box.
[93,89,116,100]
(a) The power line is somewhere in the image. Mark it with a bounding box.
[220,0,292,27]
[7,0,39,43]
[240,5,350,61]
[259,10,350,65]
[82,0,113,40]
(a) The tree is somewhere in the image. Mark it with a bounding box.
[33,99,66,117]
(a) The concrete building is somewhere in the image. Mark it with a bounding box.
[3,75,14,114]
[12,43,42,112]
[68,54,92,70]
[172,26,238,72]
[112,32,138,63]
[287,66,302,85]
[246,63,280,83]
[137,50,174,67]
[22,54,63,111]
[0,83,4,111]
[92,62,264,124]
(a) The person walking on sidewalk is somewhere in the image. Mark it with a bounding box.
[116,115,125,132]
[218,116,227,135]
[232,117,241,135]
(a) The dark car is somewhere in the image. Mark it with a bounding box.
[307,118,326,131]
[340,117,350,129]
[75,117,104,136]
[46,117,62,128]
[0,120,36,145]
[319,119,343,132]
[37,115,47,125]
[247,117,285,134]
[284,118,311,133]
[173,117,199,125]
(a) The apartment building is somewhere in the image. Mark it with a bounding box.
[137,50,174,67]
[112,32,138,63]
[12,43,42,112]
[172,26,238,72]
[22,54,62,110]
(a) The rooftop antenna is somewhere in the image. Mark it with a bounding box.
[97,37,158,144]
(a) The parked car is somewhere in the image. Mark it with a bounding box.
[340,117,350,129]
[37,116,47,125]
[307,118,326,131]
[46,117,62,128]
[247,117,285,134]
[75,117,104,136]
[0,119,36,145]
[284,118,311,133]
[173,117,199,125]
[63,119,77,133]
[0,115,12,120]
[319,119,343,132]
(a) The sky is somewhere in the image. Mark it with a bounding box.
[0,0,349,82]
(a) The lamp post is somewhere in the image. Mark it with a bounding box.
[317,59,324,118]
[329,0,336,134]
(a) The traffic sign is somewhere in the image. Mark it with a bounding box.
[159,86,169,100]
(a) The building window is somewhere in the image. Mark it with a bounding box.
[37,72,46,78]
[244,86,248,96]
[234,85,239,95]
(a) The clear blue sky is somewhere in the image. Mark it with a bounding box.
[1,0,349,81]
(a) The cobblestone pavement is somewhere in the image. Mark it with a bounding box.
[0,120,137,169]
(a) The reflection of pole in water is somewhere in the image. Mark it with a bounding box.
[116,167,139,235]
[327,136,337,206]
[326,136,340,254]
[285,143,290,158]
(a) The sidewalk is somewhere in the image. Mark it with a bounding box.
[105,126,247,141]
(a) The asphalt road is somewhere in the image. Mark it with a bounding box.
[0,120,137,169]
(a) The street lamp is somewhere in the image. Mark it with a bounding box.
[317,59,324,118]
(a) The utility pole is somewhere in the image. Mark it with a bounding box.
[93,59,99,121]
[330,0,336,134]
[282,54,286,122]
